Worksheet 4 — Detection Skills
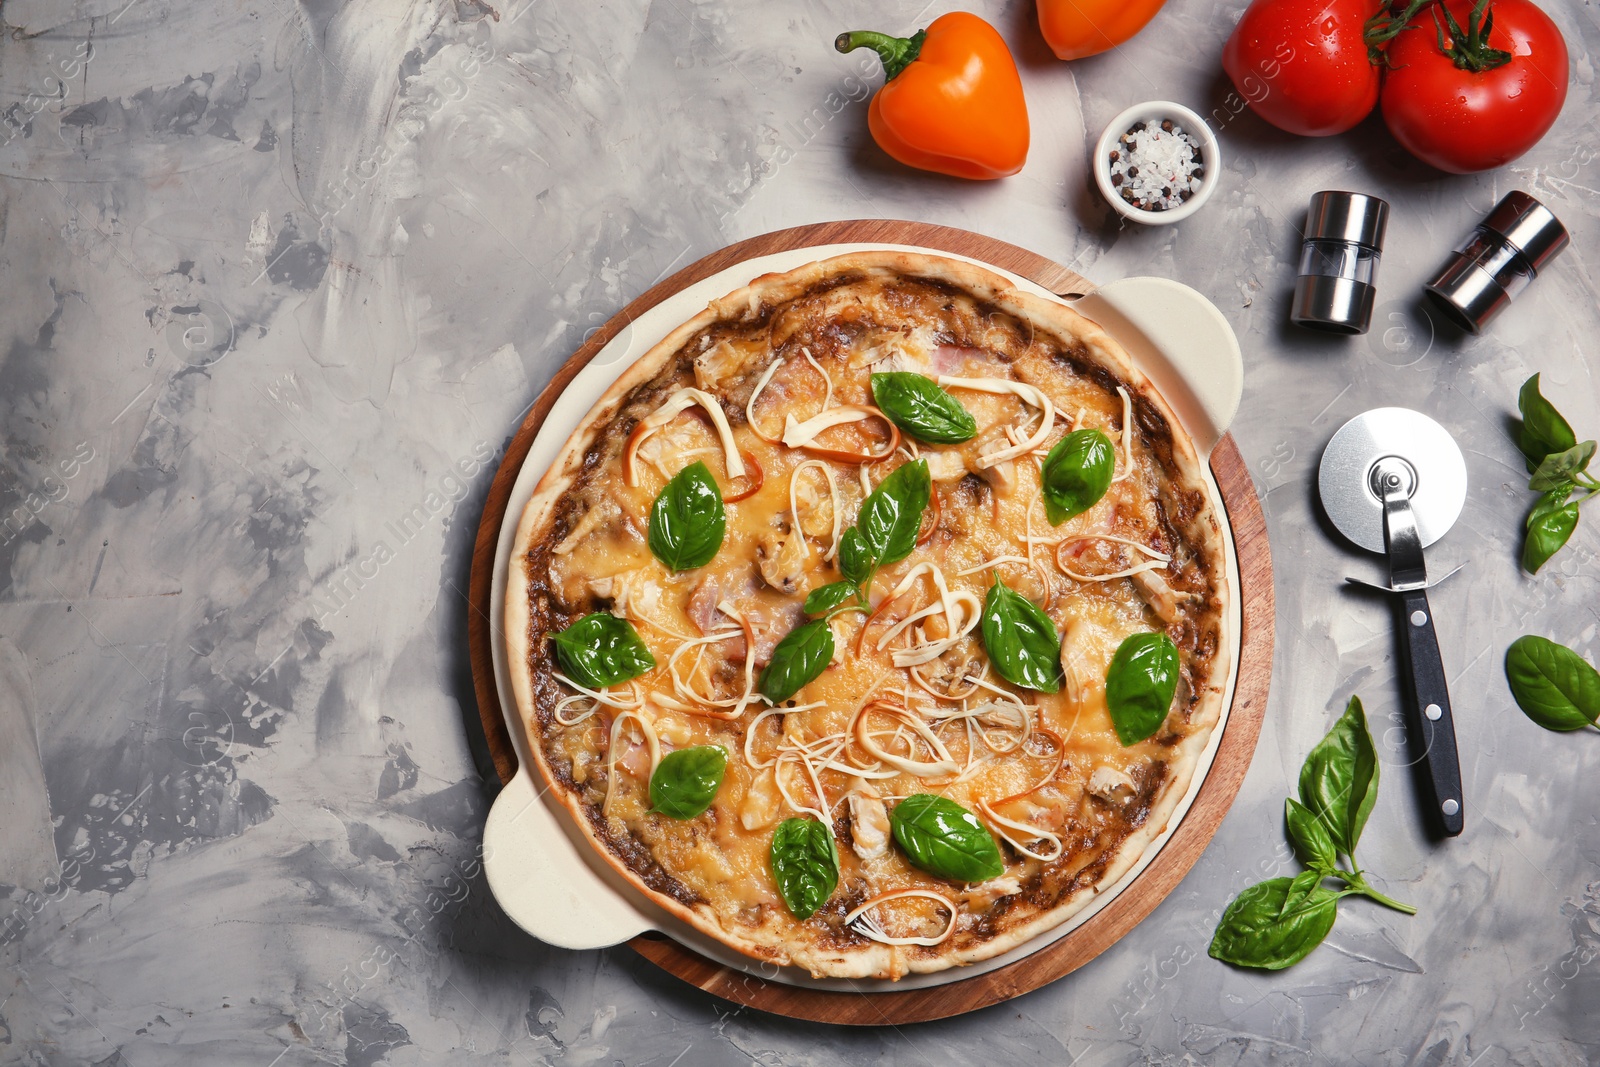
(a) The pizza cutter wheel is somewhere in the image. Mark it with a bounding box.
[1319,408,1467,837]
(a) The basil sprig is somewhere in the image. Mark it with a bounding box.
[758,619,835,703]
[551,613,656,688]
[648,461,725,571]
[770,817,839,919]
[1104,631,1180,746]
[980,576,1061,693]
[870,372,977,444]
[1505,634,1600,732]
[890,794,1005,883]
[1040,428,1115,525]
[649,745,727,819]
[1516,374,1598,573]
[1209,697,1415,971]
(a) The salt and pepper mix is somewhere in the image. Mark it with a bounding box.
[1107,119,1204,213]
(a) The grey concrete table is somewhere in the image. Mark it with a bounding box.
[2,1,1597,1063]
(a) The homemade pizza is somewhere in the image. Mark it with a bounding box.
[506,251,1230,979]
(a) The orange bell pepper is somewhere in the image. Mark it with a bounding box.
[835,12,1029,180]
[1036,0,1169,61]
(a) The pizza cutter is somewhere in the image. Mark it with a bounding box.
[1318,408,1467,837]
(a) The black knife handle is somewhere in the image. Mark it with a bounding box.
[1396,586,1464,836]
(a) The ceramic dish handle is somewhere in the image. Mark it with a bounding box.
[1072,277,1243,456]
[483,772,657,949]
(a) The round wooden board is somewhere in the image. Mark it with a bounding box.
[466,219,1273,1025]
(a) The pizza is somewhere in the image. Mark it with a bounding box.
[506,251,1230,980]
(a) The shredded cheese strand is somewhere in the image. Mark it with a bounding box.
[845,889,958,947]
[745,358,787,443]
[625,387,745,485]
[1110,385,1134,484]
[977,798,1064,862]
[937,376,1056,467]
[603,710,660,817]
[788,460,842,562]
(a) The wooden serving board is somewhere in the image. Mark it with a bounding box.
[466,219,1273,1025]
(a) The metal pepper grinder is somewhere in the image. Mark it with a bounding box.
[1291,191,1390,335]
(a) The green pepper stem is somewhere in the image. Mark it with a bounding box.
[835,29,927,82]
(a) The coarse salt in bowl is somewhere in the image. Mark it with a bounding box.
[1093,100,1221,226]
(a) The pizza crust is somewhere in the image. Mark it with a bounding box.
[506,250,1230,979]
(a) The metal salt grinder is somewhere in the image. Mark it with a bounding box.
[1290,191,1390,335]
[1424,191,1570,334]
[1319,408,1468,836]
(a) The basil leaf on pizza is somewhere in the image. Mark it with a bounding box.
[770,817,839,920]
[1105,631,1179,745]
[981,576,1062,693]
[1041,428,1115,525]
[648,461,725,571]
[650,745,727,820]
[837,527,873,585]
[759,620,835,703]
[857,459,930,568]
[550,613,655,688]
[890,794,1004,883]
[804,580,859,617]
[870,372,978,444]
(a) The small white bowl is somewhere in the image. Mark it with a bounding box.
[1093,100,1220,226]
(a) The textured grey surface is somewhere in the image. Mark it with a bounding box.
[1,0,1598,1063]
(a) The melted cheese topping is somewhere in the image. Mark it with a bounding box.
[532,270,1220,975]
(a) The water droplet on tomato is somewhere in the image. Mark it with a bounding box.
[1320,16,1336,35]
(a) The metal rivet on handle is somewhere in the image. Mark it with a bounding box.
[1442,799,1460,816]
[1425,703,1442,720]
[1410,610,1428,626]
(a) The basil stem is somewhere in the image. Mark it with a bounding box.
[870,372,978,444]
[758,619,835,704]
[770,817,840,919]
[889,794,1004,883]
[648,460,726,571]
[551,613,656,689]
[1104,631,1179,746]
[979,576,1062,693]
[649,745,727,820]
[1040,428,1115,525]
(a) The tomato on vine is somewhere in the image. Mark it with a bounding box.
[1380,0,1568,174]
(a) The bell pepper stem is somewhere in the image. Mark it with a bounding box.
[835,29,927,82]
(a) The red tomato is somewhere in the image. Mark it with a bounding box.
[1223,0,1380,137]
[1380,0,1568,174]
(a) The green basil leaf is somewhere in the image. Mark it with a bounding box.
[1298,695,1379,859]
[1505,635,1600,732]
[1529,441,1596,492]
[770,816,839,919]
[1523,491,1580,574]
[804,581,859,617]
[649,745,727,819]
[1040,429,1116,526]
[1285,797,1338,872]
[1105,631,1180,746]
[551,613,656,689]
[648,461,726,571]
[759,619,835,703]
[870,372,978,444]
[1208,875,1340,970]
[889,793,1005,883]
[1518,373,1577,469]
[838,527,872,585]
[857,459,929,567]
[980,576,1062,693]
